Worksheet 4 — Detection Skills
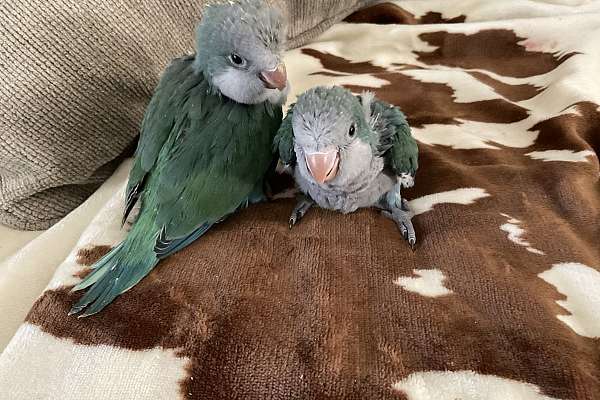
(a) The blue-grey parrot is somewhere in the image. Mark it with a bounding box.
[273,86,419,248]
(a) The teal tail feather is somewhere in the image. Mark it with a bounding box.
[69,234,159,317]
[154,223,213,259]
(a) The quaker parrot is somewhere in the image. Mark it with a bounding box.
[69,0,289,317]
[273,86,419,248]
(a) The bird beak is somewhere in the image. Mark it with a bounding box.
[259,63,287,91]
[305,148,339,184]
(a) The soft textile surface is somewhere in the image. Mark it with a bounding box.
[0,0,374,230]
[2,1,600,399]
[0,161,132,351]
[0,226,40,263]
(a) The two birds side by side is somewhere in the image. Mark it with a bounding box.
[69,0,419,317]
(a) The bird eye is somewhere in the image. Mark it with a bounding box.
[348,124,356,137]
[229,53,245,66]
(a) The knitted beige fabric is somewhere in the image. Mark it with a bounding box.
[0,0,374,230]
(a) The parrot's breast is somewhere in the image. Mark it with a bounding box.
[295,157,396,214]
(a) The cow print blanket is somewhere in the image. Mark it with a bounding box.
[1,1,599,399]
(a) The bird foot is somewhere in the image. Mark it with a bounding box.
[382,198,416,250]
[289,197,313,229]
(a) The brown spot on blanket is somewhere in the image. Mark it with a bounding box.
[302,49,529,128]
[468,71,543,102]
[76,245,112,266]
[345,71,530,127]
[416,30,578,78]
[302,48,388,75]
[345,3,466,25]
[73,246,112,278]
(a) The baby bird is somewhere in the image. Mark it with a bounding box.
[274,86,419,248]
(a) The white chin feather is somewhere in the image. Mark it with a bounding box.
[213,68,288,105]
[266,82,289,106]
[399,173,414,188]
[212,68,261,104]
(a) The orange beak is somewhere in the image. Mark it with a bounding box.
[259,63,287,91]
[305,148,339,184]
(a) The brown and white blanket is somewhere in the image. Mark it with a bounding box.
[1,1,599,399]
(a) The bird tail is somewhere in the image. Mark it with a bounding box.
[69,228,159,317]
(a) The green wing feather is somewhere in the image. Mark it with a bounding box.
[368,97,418,179]
[123,55,196,224]
[152,95,282,239]
[272,103,296,165]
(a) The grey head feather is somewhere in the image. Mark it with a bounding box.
[290,86,397,213]
[291,86,384,195]
[194,0,288,105]
[359,90,376,127]
[355,90,399,157]
[358,90,387,153]
[292,86,378,152]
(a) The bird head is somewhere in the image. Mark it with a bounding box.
[292,86,378,185]
[194,0,289,105]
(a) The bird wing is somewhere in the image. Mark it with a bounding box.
[364,95,419,184]
[123,55,197,224]
[146,83,282,246]
[272,103,296,166]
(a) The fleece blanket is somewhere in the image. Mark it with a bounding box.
[1,1,599,399]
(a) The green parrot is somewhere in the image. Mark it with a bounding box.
[69,0,289,317]
[273,86,419,248]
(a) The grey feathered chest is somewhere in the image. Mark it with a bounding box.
[294,154,396,214]
[276,87,418,248]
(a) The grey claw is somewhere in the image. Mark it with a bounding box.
[398,223,407,238]
[288,197,313,230]
[384,206,417,250]
[289,213,299,229]
[409,240,416,251]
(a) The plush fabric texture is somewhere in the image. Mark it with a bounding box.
[0,0,374,230]
[1,1,600,399]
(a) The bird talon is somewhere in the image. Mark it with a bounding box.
[385,207,417,250]
[288,197,313,229]
[289,215,297,229]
